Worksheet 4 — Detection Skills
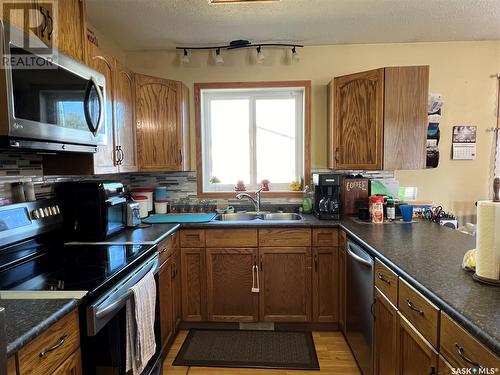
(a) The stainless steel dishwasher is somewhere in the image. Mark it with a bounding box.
[346,240,374,375]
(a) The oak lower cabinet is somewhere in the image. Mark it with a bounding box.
[158,255,174,350]
[312,246,338,322]
[373,287,398,375]
[328,65,429,170]
[181,247,207,321]
[51,348,82,375]
[259,247,312,322]
[206,248,259,321]
[397,312,438,375]
[135,74,190,172]
[437,355,454,375]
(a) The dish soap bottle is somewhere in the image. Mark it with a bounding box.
[302,185,313,214]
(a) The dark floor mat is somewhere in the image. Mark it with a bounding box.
[173,329,320,370]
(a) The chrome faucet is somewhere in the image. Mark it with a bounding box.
[236,187,264,212]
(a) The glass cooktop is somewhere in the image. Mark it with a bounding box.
[0,239,155,297]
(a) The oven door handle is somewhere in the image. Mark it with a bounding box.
[87,254,158,335]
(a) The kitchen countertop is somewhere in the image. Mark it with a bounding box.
[0,299,78,356]
[103,223,180,245]
[179,214,500,355]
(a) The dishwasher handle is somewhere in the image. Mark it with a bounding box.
[347,244,373,268]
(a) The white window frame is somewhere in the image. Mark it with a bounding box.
[200,87,305,192]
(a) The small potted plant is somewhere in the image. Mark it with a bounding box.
[209,176,221,191]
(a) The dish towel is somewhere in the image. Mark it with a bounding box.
[126,271,157,375]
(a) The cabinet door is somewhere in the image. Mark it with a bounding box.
[135,74,183,171]
[397,313,438,375]
[0,0,39,36]
[52,348,82,375]
[114,60,138,172]
[86,44,118,174]
[333,68,384,170]
[171,236,182,331]
[374,288,398,375]
[438,355,453,375]
[312,247,338,322]
[259,247,312,322]
[206,248,259,322]
[181,247,207,321]
[38,0,86,62]
[338,231,346,332]
[158,256,174,350]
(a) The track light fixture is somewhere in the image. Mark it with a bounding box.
[292,46,300,63]
[256,46,264,63]
[181,49,190,64]
[176,40,303,65]
[215,48,224,64]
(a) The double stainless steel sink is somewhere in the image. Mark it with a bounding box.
[214,212,303,222]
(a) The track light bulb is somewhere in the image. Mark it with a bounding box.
[181,49,190,64]
[292,46,300,63]
[215,48,224,64]
[256,46,264,63]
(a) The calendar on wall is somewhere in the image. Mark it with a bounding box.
[452,125,477,160]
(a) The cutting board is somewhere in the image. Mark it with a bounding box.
[142,213,217,224]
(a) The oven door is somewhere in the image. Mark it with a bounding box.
[84,254,160,375]
[1,21,107,149]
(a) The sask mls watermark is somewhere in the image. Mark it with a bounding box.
[1,0,58,69]
[452,367,499,375]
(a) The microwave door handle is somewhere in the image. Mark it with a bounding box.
[84,76,104,137]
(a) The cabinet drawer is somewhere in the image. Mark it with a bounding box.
[374,259,398,306]
[259,228,311,247]
[206,229,257,247]
[440,313,499,369]
[159,232,178,264]
[52,348,82,375]
[312,228,339,247]
[18,309,80,375]
[180,229,205,247]
[398,278,439,348]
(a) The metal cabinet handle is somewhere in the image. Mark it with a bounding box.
[378,273,391,284]
[118,146,124,164]
[179,149,183,164]
[39,7,47,37]
[46,9,53,40]
[405,299,424,315]
[335,147,340,163]
[455,343,483,369]
[39,334,68,357]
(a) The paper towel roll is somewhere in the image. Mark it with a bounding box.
[476,201,500,280]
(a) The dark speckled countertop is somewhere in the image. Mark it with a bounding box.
[341,217,500,356]
[0,299,78,356]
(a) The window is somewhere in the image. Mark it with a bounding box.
[195,82,311,195]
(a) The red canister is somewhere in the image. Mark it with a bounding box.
[369,196,384,223]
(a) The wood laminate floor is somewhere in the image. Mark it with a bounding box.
[162,331,361,375]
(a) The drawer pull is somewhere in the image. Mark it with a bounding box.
[378,273,391,284]
[405,299,424,315]
[39,334,68,358]
[455,343,483,369]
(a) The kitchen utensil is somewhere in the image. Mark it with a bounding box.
[131,188,154,211]
[155,186,168,201]
[126,202,141,227]
[133,195,149,218]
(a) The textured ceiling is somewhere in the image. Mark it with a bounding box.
[86,0,500,50]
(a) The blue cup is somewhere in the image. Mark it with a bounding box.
[400,205,414,222]
[155,186,167,200]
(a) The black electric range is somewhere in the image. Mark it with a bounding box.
[0,236,155,298]
[0,199,162,375]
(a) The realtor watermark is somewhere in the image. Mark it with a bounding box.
[452,368,499,375]
[1,0,58,69]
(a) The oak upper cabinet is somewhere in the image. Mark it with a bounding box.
[38,0,87,62]
[114,60,138,172]
[135,74,190,172]
[374,287,398,375]
[206,248,259,322]
[86,44,118,174]
[158,255,174,350]
[259,246,312,322]
[397,313,439,375]
[328,66,429,170]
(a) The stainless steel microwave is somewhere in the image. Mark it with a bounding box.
[0,21,107,153]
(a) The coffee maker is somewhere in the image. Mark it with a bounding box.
[313,173,341,220]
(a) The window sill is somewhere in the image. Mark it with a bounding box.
[197,191,304,199]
